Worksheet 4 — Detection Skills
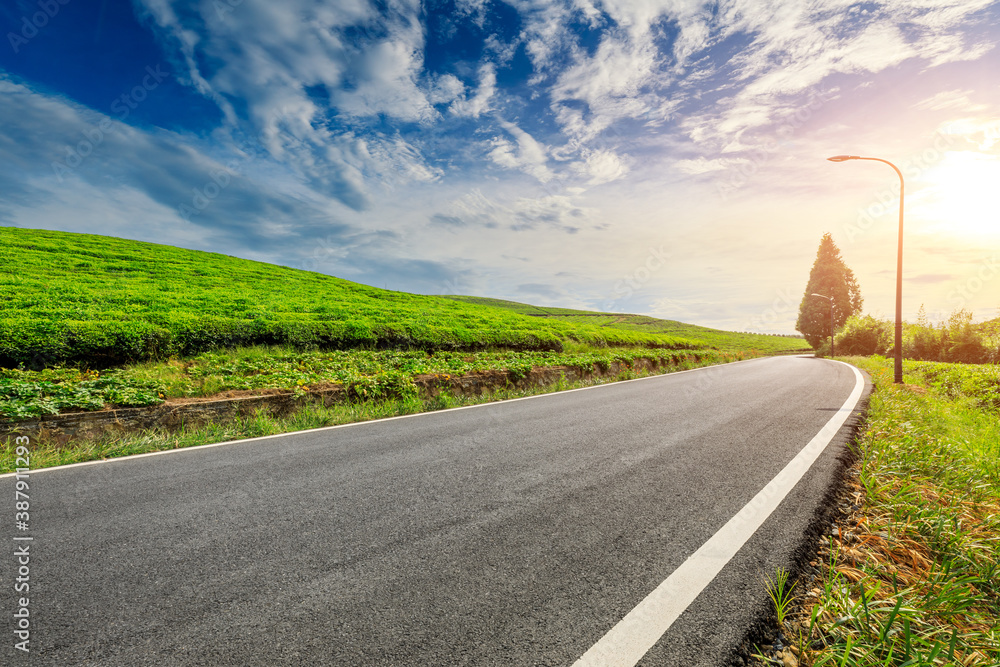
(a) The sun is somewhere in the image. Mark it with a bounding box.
[916,151,1000,238]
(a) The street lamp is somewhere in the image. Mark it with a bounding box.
[827,154,904,384]
[810,293,834,357]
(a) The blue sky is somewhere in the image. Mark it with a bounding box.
[3,0,1000,332]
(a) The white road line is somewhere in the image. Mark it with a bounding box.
[573,361,865,667]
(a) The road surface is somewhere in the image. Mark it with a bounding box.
[2,355,868,665]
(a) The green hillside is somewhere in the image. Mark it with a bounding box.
[443,296,810,354]
[1,228,706,368]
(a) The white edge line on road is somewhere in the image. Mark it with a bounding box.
[573,360,865,667]
[0,355,788,478]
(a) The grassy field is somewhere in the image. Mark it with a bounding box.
[772,356,1000,666]
[1,227,712,368]
[0,227,808,422]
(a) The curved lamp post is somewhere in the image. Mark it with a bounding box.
[810,293,834,357]
[827,155,904,384]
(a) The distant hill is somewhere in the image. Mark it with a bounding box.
[0,228,704,367]
[0,228,808,368]
[442,296,810,354]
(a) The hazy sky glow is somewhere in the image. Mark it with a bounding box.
[2,0,1000,332]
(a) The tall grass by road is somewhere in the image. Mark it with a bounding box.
[777,356,1000,666]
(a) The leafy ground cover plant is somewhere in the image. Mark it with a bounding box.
[0,367,164,419]
[0,346,728,420]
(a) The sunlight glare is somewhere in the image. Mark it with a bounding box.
[917,151,1000,237]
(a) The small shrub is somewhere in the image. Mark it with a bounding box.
[835,314,892,356]
[942,309,988,363]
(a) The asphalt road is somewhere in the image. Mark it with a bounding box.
[2,355,869,666]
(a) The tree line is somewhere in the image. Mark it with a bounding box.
[795,233,998,364]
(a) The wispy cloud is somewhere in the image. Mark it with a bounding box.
[450,63,497,118]
[488,121,553,182]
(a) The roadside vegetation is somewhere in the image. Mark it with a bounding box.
[831,308,1000,365]
[0,346,731,421]
[0,350,750,472]
[768,356,1000,666]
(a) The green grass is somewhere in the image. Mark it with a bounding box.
[0,226,808,422]
[782,356,1000,666]
[764,567,799,628]
[0,227,706,367]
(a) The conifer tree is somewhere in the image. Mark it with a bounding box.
[796,233,863,348]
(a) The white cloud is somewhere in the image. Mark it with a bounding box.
[134,0,439,209]
[427,73,465,105]
[128,0,998,212]
[676,0,997,153]
[916,89,987,113]
[361,135,443,184]
[672,157,744,175]
[455,0,490,27]
[334,38,436,122]
[551,32,662,143]
[437,187,591,233]
[507,0,580,77]
[449,63,497,118]
[488,121,553,182]
[574,148,631,185]
[939,117,1000,151]
[0,76,358,253]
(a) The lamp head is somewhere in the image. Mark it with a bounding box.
[827,155,859,162]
